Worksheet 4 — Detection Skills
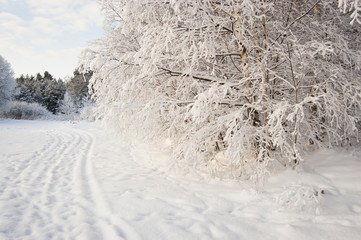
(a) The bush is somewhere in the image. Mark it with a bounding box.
[76,103,97,122]
[82,1,361,185]
[276,182,323,214]
[0,101,52,120]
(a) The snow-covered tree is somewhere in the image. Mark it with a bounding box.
[15,72,66,114]
[65,69,92,109]
[82,0,361,184]
[0,55,15,110]
[59,92,77,116]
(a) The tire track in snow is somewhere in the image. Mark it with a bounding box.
[0,129,63,238]
[0,123,131,239]
[74,128,141,240]
[11,130,61,185]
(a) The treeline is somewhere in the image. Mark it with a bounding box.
[14,70,92,115]
[1,54,93,120]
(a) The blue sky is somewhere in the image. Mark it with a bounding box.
[0,0,104,79]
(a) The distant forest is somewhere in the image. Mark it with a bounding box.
[1,53,93,119]
[14,69,92,115]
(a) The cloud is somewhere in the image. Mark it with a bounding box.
[31,16,64,36]
[0,1,103,37]
[30,37,53,46]
[25,0,103,32]
[0,2,102,37]
[0,0,104,78]
[0,33,16,50]
[0,12,28,35]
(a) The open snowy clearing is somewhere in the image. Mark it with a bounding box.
[0,120,360,240]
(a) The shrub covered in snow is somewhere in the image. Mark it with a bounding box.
[0,101,52,120]
[276,182,324,213]
[76,102,97,122]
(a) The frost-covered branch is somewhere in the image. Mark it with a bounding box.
[81,0,361,186]
[339,0,361,24]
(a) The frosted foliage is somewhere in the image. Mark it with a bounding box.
[0,55,15,109]
[81,0,361,185]
[59,92,77,116]
[1,101,51,120]
[277,183,322,213]
[338,0,361,24]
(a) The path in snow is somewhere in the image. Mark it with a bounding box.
[0,121,125,239]
[0,120,360,240]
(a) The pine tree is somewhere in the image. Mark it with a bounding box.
[14,72,66,114]
[65,69,92,109]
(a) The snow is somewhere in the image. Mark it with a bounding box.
[0,119,360,240]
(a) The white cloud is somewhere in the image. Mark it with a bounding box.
[0,12,28,35]
[31,16,63,36]
[0,33,16,50]
[30,37,53,46]
[25,0,83,12]
[0,12,22,24]
[0,0,104,78]
[25,0,103,32]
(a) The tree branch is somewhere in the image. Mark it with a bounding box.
[168,100,244,107]
[274,0,322,43]
[286,0,322,29]
[158,67,218,83]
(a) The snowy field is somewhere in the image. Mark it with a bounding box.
[0,120,360,240]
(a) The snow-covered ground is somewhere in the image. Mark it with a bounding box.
[0,120,360,240]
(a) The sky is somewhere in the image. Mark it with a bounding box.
[0,0,104,80]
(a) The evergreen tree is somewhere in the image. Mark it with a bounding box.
[15,85,33,103]
[14,72,66,114]
[65,69,92,109]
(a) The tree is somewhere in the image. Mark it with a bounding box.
[65,69,92,109]
[59,92,77,116]
[14,72,66,114]
[42,71,66,114]
[0,55,15,110]
[81,0,361,184]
